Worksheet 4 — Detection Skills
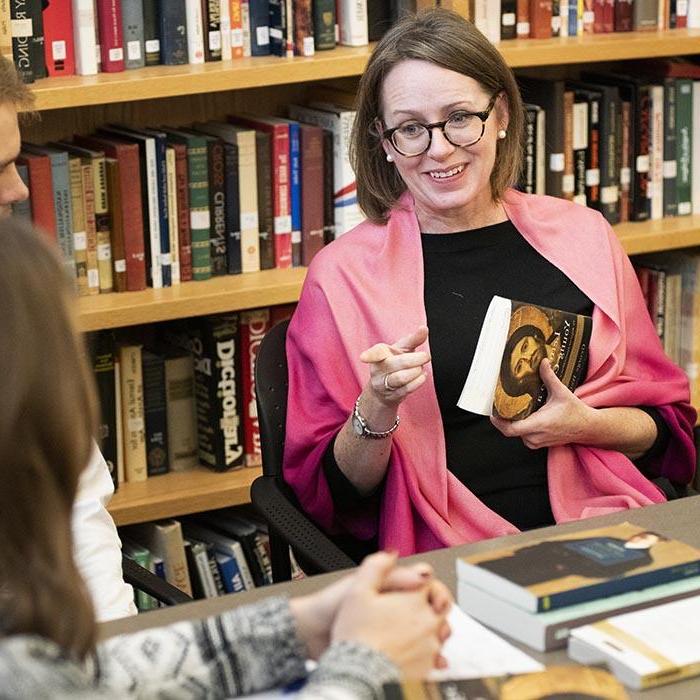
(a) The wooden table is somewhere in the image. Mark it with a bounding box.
[102,496,700,699]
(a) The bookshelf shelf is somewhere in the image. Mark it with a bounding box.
[77,266,306,331]
[108,465,261,526]
[28,29,700,112]
[76,218,700,332]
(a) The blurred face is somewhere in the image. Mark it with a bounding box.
[0,101,28,217]
[380,60,508,233]
[510,334,546,382]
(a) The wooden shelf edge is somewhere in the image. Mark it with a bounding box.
[108,465,261,526]
[29,30,700,111]
[617,215,700,256]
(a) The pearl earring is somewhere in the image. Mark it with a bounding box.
[386,154,394,163]
[497,129,507,140]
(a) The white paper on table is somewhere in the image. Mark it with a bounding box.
[430,604,544,680]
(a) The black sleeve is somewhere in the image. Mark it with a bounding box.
[322,435,385,509]
[633,406,671,470]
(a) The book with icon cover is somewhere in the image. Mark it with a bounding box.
[383,666,628,699]
[456,522,700,613]
[457,295,592,420]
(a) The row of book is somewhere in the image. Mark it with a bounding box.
[121,506,301,610]
[471,0,700,43]
[4,0,375,83]
[92,304,293,487]
[14,105,358,293]
[517,61,700,225]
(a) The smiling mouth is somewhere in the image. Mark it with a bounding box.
[428,164,465,180]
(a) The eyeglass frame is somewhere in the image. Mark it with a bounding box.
[380,91,502,158]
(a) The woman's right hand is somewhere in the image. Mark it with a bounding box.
[359,326,431,408]
[330,552,450,678]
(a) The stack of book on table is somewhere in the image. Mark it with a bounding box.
[456,522,700,653]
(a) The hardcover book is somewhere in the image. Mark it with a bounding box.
[457,296,592,420]
[457,522,700,613]
[43,0,76,76]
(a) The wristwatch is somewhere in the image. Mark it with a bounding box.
[351,398,400,439]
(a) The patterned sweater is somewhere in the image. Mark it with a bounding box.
[0,597,398,699]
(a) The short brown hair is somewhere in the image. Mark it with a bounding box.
[0,53,35,112]
[0,219,97,658]
[350,9,524,223]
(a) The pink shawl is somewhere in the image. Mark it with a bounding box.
[283,189,696,555]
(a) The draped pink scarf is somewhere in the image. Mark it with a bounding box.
[283,189,696,555]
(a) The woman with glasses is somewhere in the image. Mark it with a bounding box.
[283,9,695,557]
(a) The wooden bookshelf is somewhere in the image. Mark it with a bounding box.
[27,30,700,112]
[617,215,700,256]
[108,465,260,526]
[77,267,306,331]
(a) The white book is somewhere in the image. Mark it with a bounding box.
[241,0,251,56]
[649,84,664,221]
[220,0,232,60]
[337,0,367,46]
[72,0,98,75]
[572,99,589,206]
[165,146,181,285]
[185,0,205,64]
[692,81,700,215]
[689,0,700,28]
[289,102,363,237]
[536,106,546,195]
[560,0,570,36]
[569,596,700,689]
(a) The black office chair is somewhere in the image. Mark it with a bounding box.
[122,554,193,606]
[251,320,356,582]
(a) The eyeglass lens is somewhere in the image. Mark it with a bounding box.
[392,114,484,156]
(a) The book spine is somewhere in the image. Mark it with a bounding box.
[121,0,145,69]
[293,0,313,55]
[30,0,45,78]
[191,315,245,471]
[71,0,98,76]
[529,0,553,37]
[185,0,205,63]
[173,143,193,281]
[207,139,227,275]
[105,158,128,292]
[338,0,367,45]
[270,124,292,268]
[142,351,170,476]
[67,156,89,295]
[164,354,198,471]
[160,0,188,64]
[520,106,537,194]
[96,221,114,293]
[119,343,147,483]
[10,0,36,82]
[152,134,172,287]
[312,0,335,49]
[322,127,335,242]
[21,154,56,239]
[202,0,222,60]
[501,0,517,39]
[229,0,243,57]
[572,98,588,206]
[248,0,270,55]
[43,0,76,76]
[80,162,100,294]
[562,90,575,200]
[255,132,274,270]
[599,88,621,224]
[287,121,301,266]
[215,551,246,593]
[117,145,147,291]
[240,308,270,467]
[220,0,232,59]
[634,85,651,221]
[96,0,125,72]
[676,78,693,215]
[585,94,601,211]
[238,131,260,273]
[0,0,11,57]
[267,0,284,55]
[614,0,634,29]
[187,139,212,280]
[692,81,700,216]
[634,0,659,28]
[300,124,325,265]
[222,142,241,274]
[46,152,75,280]
[114,353,124,484]
[240,0,251,56]
[516,0,530,36]
[619,100,631,223]
[649,84,664,221]
[142,0,160,64]
[93,334,118,490]
[552,0,561,35]
[165,146,180,284]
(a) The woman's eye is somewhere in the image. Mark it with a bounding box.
[399,123,423,138]
[449,112,471,126]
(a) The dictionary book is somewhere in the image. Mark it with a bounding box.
[457,295,592,420]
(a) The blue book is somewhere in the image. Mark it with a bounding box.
[568,3,578,36]
[215,551,246,594]
[23,144,75,279]
[249,0,271,56]
[287,120,302,266]
[160,0,188,65]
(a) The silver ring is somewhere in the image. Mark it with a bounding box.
[383,373,396,391]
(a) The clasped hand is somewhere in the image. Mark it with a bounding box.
[290,551,452,678]
[490,359,595,449]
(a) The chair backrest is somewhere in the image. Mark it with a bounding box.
[255,319,290,479]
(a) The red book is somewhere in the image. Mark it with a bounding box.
[602,0,614,32]
[228,115,293,269]
[529,0,552,38]
[592,0,606,32]
[270,303,296,328]
[17,151,57,242]
[42,0,76,76]
[614,0,634,31]
[74,134,147,291]
[172,142,193,283]
[299,124,325,266]
[239,308,271,467]
[95,0,125,72]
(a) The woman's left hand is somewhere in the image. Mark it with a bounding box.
[490,359,596,449]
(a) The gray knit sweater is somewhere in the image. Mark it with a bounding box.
[0,597,399,699]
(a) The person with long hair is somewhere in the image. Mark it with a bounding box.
[283,9,695,558]
[0,218,451,698]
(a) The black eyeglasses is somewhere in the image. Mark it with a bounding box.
[381,92,501,157]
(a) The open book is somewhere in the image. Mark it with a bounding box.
[457,296,592,420]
